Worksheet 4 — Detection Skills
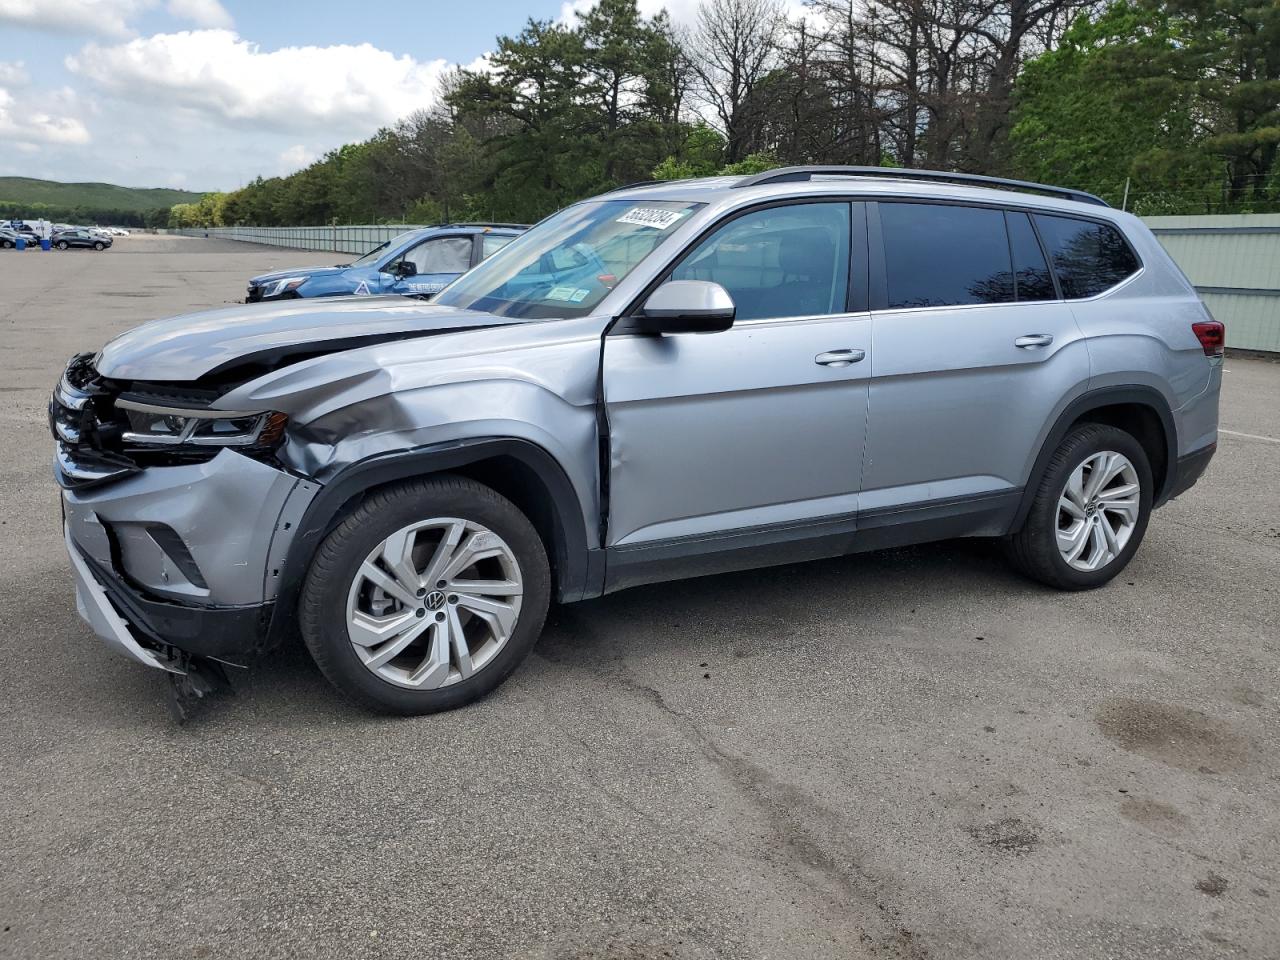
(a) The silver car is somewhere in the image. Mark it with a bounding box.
[51,166,1223,714]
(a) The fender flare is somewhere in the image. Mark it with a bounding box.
[1011,385,1178,532]
[267,437,598,647]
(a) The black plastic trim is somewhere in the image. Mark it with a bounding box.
[82,551,271,662]
[1011,385,1178,530]
[268,437,597,647]
[1165,443,1217,502]
[603,488,1023,593]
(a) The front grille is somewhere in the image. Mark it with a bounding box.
[50,354,134,489]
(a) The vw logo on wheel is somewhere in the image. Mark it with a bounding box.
[424,590,447,610]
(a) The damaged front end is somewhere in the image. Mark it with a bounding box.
[51,353,318,702]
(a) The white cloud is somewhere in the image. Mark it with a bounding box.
[0,84,91,146]
[0,0,152,38]
[278,144,316,171]
[166,0,231,29]
[66,31,451,137]
[0,60,29,86]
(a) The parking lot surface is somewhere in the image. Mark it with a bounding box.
[1,234,1278,960]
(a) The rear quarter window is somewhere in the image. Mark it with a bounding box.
[1034,214,1140,299]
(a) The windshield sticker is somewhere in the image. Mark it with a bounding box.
[616,207,684,230]
[546,285,593,301]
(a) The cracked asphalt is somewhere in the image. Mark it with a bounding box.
[1,235,1278,959]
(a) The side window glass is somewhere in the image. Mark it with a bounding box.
[481,235,515,259]
[407,237,473,275]
[1007,211,1056,301]
[671,202,851,321]
[1033,214,1140,299]
[881,202,1013,308]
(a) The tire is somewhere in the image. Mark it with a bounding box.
[299,475,550,715]
[1005,423,1153,590]
[94,242,105,250]
[1,240,11,249]
[57,241,68,250]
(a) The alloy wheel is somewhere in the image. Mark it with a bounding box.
[1056,450,1141,572]
[345,517,523,690]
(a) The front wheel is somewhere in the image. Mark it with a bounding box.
[1005,423,1153,590]
[94,241,105,250]
[299,475,550,714]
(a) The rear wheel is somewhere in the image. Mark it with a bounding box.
[1005,423,1153,590]
[299,475,550,714]
[56,240,68,250]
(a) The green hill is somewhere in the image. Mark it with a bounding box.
[0,176,207,213]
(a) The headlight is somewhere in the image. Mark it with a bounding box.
[116,399,288,448]
[259,276,307,298]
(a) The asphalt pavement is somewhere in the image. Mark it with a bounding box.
[1,234,1277,960]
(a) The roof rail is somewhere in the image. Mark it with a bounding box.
[431,221,531,230]
[606,180,664,193]
[732,165,1109,207]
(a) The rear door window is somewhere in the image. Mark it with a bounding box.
[1033,214,1140,299]
[880,203,1014,308]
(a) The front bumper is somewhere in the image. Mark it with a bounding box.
[58,447,318,665]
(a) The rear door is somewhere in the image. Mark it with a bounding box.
[861,201,1090,522]
[603,200,873,575]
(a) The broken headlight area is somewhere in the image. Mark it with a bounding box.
[51,352,289,487]
[117,400,288,449]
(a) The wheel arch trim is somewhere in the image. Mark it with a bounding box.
[267,437,599,647]
[1012,385,1178,532]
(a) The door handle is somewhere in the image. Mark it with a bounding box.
[815,348,865,367]
[1014,334,1054,348]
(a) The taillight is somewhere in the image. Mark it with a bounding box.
[1192,320,1225,357]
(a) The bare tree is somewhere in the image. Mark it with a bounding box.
[688,0,787,162]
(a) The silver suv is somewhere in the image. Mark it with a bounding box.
[51,167,1223,715]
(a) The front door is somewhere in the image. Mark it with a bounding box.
[387,235,474,297]
[602,201,873,587]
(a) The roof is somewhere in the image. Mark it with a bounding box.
[602,166,1116,218]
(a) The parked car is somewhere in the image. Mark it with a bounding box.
[245,223,527,302]
[107,227,131,236]
[51,166,1222,715]
[53,229,111,251]
[7,221,40,242]
[0,227,29,248]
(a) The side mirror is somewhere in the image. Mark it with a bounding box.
[633,280,735,335]
[392,260,417,278]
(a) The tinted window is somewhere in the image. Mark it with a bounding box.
[672,202,850,321]
[1007,211,1055,301]
[1034,214,1139,299]
[881,203,1014,308]
[406,236,472,274]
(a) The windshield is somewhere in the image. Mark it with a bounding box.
[350,231,418,268]
[433,200,703,318]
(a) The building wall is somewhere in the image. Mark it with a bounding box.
[1144,214,1280,353]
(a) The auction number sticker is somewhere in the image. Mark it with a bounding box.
[616,207,684,230]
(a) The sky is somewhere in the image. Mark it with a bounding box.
[0,0,724,192]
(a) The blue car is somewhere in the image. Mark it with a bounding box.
[246,223,527,302]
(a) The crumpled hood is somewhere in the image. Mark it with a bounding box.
[95,295,516,382]
[249,265,350,285]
